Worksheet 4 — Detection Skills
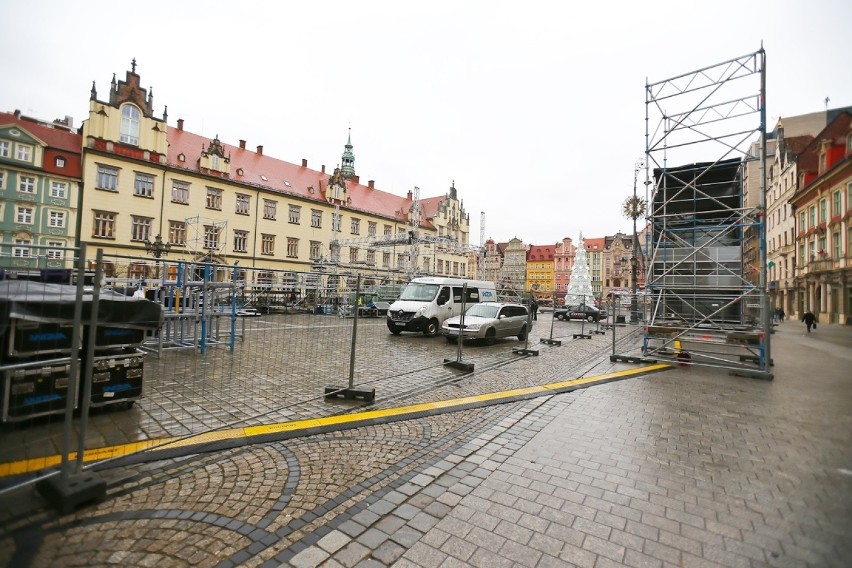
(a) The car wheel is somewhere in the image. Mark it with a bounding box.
[485,328,497,345]
[556,314,564,321]
[587,315,594,322]
[423,318,440,336]
[517,325,527,341]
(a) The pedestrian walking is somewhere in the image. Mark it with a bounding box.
[530,297,538,321]
[802,310,816,333]
[779,308,785,322]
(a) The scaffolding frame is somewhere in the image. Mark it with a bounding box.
[640,47,772,378]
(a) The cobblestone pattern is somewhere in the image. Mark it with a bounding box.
[2,314,634,465]
[0,394,556,567]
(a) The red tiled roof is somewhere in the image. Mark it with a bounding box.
[0,111,82,178]
[584,238,605,251]
[526,244,555,261]
[167,127,440,227]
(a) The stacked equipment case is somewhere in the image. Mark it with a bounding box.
[1,279,163,422]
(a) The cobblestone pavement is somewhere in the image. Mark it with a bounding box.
[1,321,851,567]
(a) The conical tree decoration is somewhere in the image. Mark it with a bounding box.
[564,235,594,306]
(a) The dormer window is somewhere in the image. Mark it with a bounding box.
[55,156,66,168]
[120,104,141,145]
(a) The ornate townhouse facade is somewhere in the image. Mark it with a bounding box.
[0,111,81,270]
[584,237,604,298]
[77,62,472,285]
[789,111,852,325]
[600,231,634,299]
[500,238,527,292]
[526,244,554,299]
[553,237,576,303]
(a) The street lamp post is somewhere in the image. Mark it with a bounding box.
[623,158,646,324]
[144,234,172,279]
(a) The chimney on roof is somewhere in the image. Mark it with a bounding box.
[407,190,412,200]
[177,118,184,131]
[353,175,360,184]
[239,140,246,150]
[301,158,307,167]
[321,165,326,174]
[368,180,374,189]
[256,145,263,155]
[14,109,21,119]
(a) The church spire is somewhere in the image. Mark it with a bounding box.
[341,128,356,179]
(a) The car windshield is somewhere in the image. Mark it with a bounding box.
[398,283,439,301]
[464,304,499,318]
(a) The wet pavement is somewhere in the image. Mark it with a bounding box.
[1,320,850,567]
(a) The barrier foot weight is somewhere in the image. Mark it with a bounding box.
[573,334,592,339]
[37,472,107,515]
[443,359,474,372]
[540,338,562,346]
[512,348,539,356]
[324,386,376,402]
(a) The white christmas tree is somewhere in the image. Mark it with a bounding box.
[564,234,595,306]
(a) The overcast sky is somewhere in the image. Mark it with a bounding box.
[2,1,850,245]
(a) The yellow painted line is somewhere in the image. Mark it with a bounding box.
[1,363,669,478]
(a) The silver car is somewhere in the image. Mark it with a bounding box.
[442,302,531,344]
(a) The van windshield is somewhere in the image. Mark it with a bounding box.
[398,283,439,301]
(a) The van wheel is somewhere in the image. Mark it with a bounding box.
[485,328,497,345]
[423,318,440,336]
[517,325,527,341]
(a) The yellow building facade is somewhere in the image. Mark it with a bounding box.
[78,63,471,284]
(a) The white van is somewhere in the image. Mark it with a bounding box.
[386,277,497,336]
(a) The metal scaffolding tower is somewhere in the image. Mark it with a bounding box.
[641,47,771,379]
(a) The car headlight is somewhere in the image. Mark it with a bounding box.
[465,324,481,331]
[418,306,427,315]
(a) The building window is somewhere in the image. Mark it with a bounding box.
[131,216,152,241]
[134,173,154,198]
[19,176,35,193]
[234,230,248,253]
[437,259,444,273]
[289,205,301,224]
[16,206,33,224]
[93,211,116,238]
[367,250,376,265]
[13,239,31,257]
[311,209,322,228]
[172,180,190,204]
[204,225,220,250]
[168,221,186,245]
[0,171,4,188]
[799,211,806,231]
[261,234,275,255]
[55,157,65,168]
[0,141,8,157]
[808,205,816,228]
[332,212,341,232]
[263,199,277,220]
[50,181,68,198]
[350,218,360,234]
[47,241,64,259]
[310,240,322,260]
[97,165,119,191]
[120,104,141,145]
[833,191,842,217]
[206,187,222,210]
[349,247,359,263]
[819,199,827,223]
[16,144,32,161]
[48,210,66,228]
[368,221,377,237]
[286,237,298,258]
[236,194,250,215]
[397,254,405,269]
[833,231,840,259]
[384,224,392,236]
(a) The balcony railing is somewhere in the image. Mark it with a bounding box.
[805,257,848,273]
